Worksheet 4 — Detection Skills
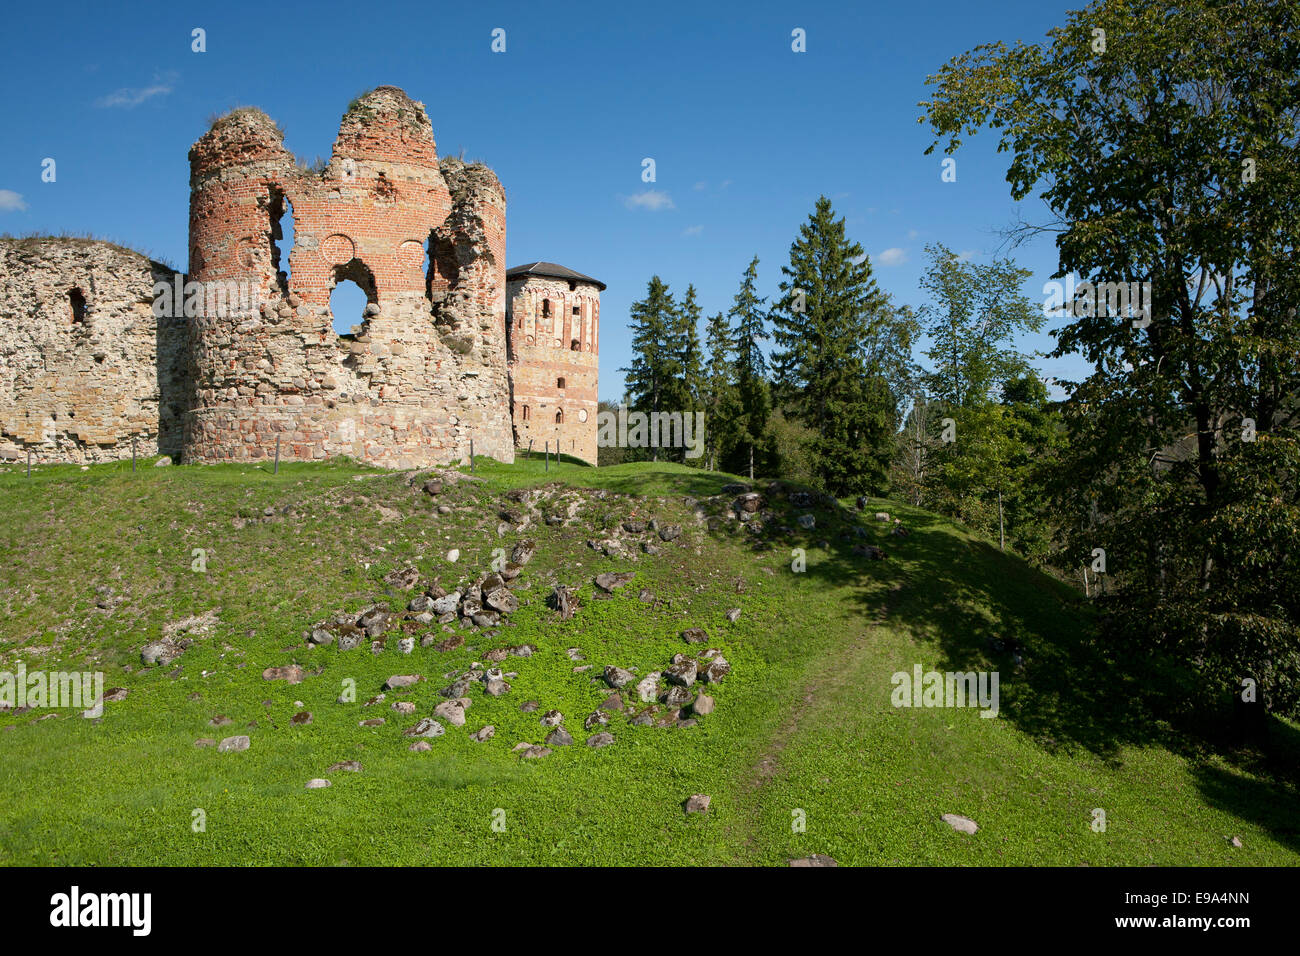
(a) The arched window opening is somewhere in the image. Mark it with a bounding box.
[270,190,294,295]
[555,409,564,424]
[330,259,378,338]
[556,377,566,389]
[522,405,530,421]
[68,288,86,325]
[571,339,581,351]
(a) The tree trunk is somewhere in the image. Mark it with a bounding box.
[748,443,754,481]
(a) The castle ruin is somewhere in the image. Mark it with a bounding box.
[0,86,601,469]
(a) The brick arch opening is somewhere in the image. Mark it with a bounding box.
[268,188,294,298]
[330,259,378,338]
[427,232,459,302]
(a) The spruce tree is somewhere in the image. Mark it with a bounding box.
[771,196,901,494]
[702,309,738,471]
[619,276,677,462]
[727,256,772,480]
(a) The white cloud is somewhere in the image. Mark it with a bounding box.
[623,189,675,211]
[877,247,907,267]
[682,224,704,236]
[97,71,177,108]
[956,249,978,262]
[0,190,28,212]
[693,181,707,191]
[906,229,920,240]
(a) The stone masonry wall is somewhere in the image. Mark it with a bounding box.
[0,238,188,463]
[507,275,599,464]
[184,87,514,469]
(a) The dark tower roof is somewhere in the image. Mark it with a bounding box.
[506,261,606,291]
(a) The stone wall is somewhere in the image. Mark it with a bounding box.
[0,237,188,463]
[506,275,600,464]
[183,87,514,469]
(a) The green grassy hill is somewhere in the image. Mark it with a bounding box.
[1,456,1296,865]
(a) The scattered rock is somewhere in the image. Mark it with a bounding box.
[681,628,709,645]
[434,700,468,726]
[262,664,305,684]
[701,659,731,683]
[194,738,216,748]
[635,673,662,703]
[403,718,445,738]
[658,524,682,542]
[521,745,551,759]
[663,685,693,708]
[306,778,331,789]
[941,813,979,835]
[471,725,496,742]
[359,718,386,728]
[693,693,715,716]
[520,700,540,713]
[595,571,636,592]
[550,584,578,620]
[327,761,362,773]
[790,854,838,867]
[140,639,181,667]
[725,608,741,623]
[797,514,816,530]
[584,711,610,730]
[511,540,536,565]
[874,511,890,522]
[384,674,423,691]
[604,665,635,689]
[587,732,615,749]
[447,549,460,563]
[409,740,432,752]
[484,678,511,697]
[386,566,421,589]
[684,794,711,814]
[291,711,313,726]
[546,727,574,747]
[217,735,250,753]
[666,660,697,686]
[540,709,564,727]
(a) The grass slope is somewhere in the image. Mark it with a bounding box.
[0,456,1296,866]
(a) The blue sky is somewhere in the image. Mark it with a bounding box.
[0,0,1090,401]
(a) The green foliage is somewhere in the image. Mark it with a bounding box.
[769,197,912,494]
[922,0,1300,714]
[725,257,775,479]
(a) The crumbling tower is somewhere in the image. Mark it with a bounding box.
[184,86,513,468]
[506,262,603,464]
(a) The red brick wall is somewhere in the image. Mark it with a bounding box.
[184,88,513,468]
[506,276,600,464]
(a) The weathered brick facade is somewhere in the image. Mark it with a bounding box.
[506,269,601,465]
[0,238,189,463]
[0,87,600,469]
[185,87,514,468]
